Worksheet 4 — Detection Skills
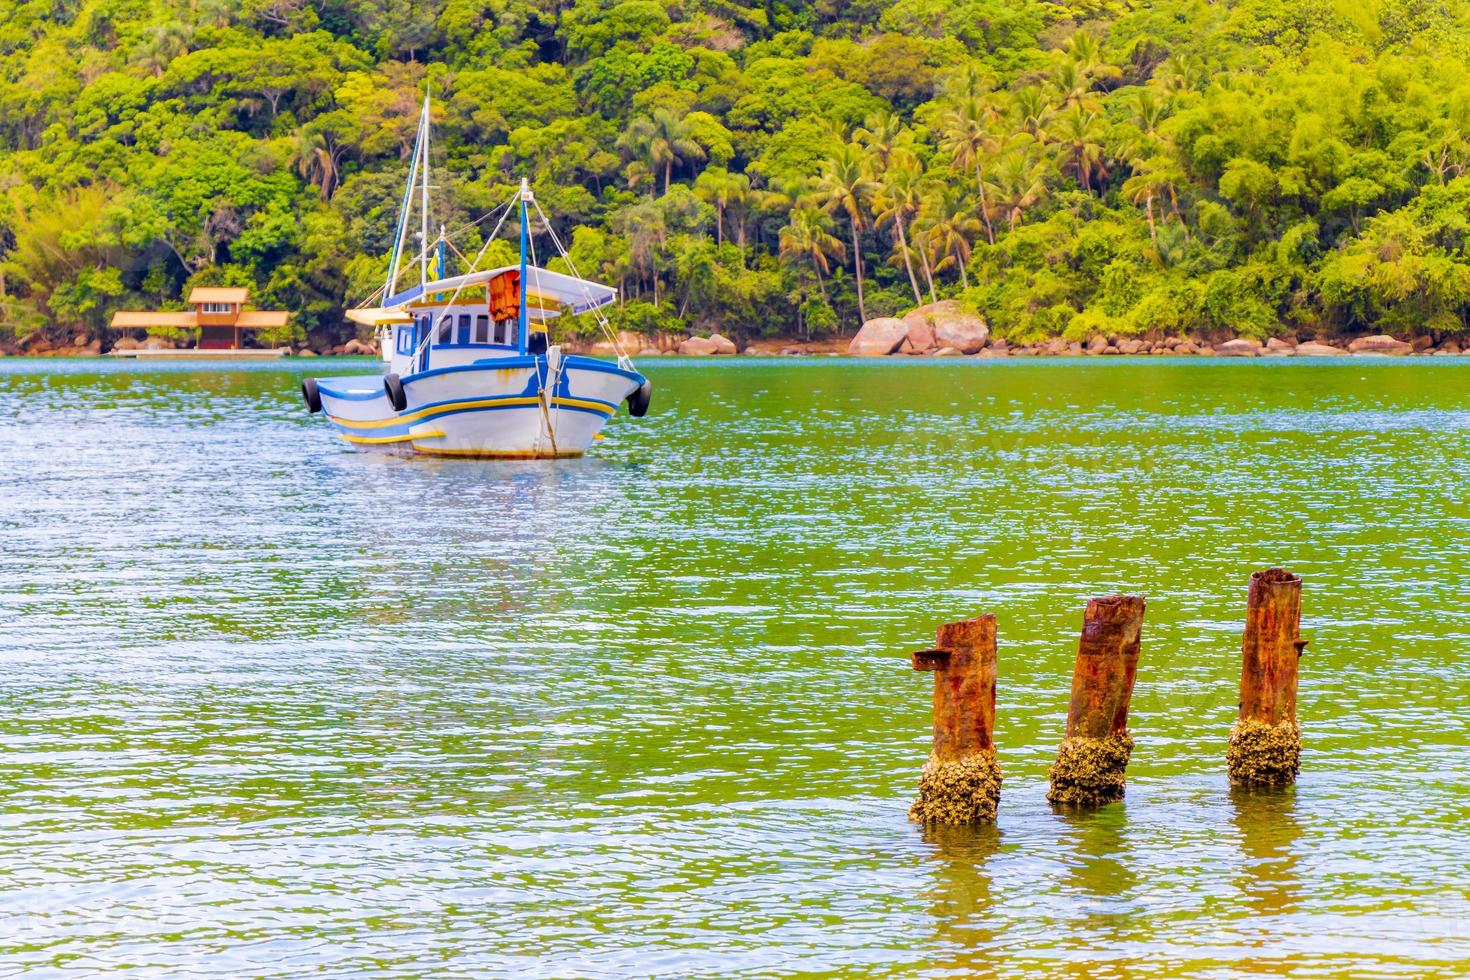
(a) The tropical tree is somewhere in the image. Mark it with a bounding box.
[618,108,708,195]
[938,94,999,244]
[854,110,912,175]
[1053,103,1107,193]
[921,183,982,289]
[812,144,878,322]
[694,168,751,248]
[987,141,1049,230]
[778,207,844,306]
[1122,156,1185,250]
[872,148,927,305]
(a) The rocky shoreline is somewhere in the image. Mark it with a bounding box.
[6,303,1466,360]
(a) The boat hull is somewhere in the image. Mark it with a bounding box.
[314,354,643,458]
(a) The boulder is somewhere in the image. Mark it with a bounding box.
[343,338,376,356]
[900,312,936,350]
[1441,340,1462,355]
[1295,341,1345,356]
[638,347,661,357]
[1411,335,1435,352]
[848,317,910,355]
[296,348,318,357]
[141,337,172,350]
[903,300,989,353]
[1348,334,1412,355]
[678,336,720,356]
[111,336,140,351]
[1217,338,1263,357]
[1117,338,1143,355]
[1266,337,1296,353]
[708,333,738,355]
[933,346,963,357]
[1087,334,1109,353]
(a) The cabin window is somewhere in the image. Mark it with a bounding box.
[494,319,516,347]
[457,314,472,345]
[437,315,453,345]
[396,326,411,355]
[474,315,490,344]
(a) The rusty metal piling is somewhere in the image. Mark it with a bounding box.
[1227,568,1306,786]
[908,615,1002,825]
[1047,595,1146,807]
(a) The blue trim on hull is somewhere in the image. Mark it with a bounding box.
[317,374,389,401]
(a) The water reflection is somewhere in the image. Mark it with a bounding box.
[917,821,1004,976]
[1230,784,1302,917]
[1053,804,1138,914]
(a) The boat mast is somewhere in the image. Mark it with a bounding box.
[384,102,425,299]
[419,90,431,288]
[518,178,530,355]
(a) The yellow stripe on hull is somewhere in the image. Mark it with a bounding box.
[338,429,446,445]
[329,396,613,431]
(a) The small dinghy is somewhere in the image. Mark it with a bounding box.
[301,96,650,458]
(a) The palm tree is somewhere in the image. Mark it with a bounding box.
[854,110,911,175]
[986,141,1049,230]
[1012,87,1054,142]
[812,144,878,322]
[648,108,707,194]
[617,109,707,195]
[938,94,999,244]
[136,23,192,77]
[921,184,982,290]
[693,168,751,247]
[1122,155,1184,250]
[1050,59,1097,110]
[871,149,927,305]
[293,128,346,201]
[1053,103,1107,193]
[779,208,845,306]
[1063,32,1122,93]
[941,62,992,103]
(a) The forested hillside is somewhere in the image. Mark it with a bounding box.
[4,0,1470,349]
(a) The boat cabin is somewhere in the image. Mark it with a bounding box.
[364,265,616,377]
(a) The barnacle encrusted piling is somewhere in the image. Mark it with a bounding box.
[1227,717,1301,786]
[1047,730,1135,806]
[909,751,1002,825]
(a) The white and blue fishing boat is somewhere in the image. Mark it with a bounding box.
[300,96,651,458]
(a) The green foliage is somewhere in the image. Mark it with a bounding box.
[7,0,1470,344]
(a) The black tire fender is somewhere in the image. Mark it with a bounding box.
[627,379,653,417]
[301,376,322,414]
[384,373,408,411]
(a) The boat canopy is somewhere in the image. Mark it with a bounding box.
[384,265,616,317]
[345,306,414,327]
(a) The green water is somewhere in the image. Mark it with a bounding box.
[3,356,1470,977]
